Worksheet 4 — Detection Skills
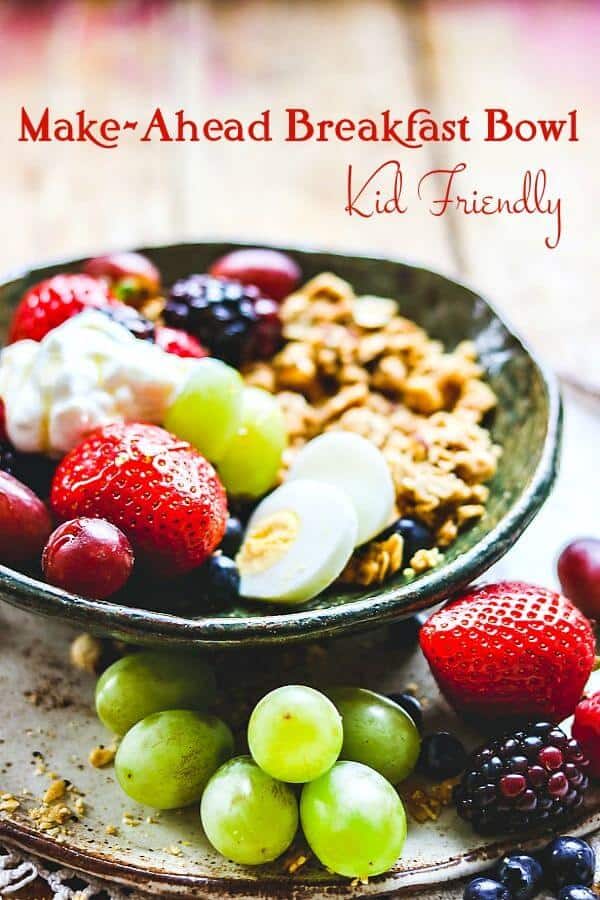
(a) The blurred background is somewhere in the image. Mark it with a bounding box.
[0,0,598,390]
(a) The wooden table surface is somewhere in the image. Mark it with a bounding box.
[0,1,598,897]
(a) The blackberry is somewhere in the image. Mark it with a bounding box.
[99,303,156,341]
[454,723,589,835]
[0,442,56,498]
[163,275,264,366]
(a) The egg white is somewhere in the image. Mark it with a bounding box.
[287,432,395,545]
[238,479,358,605]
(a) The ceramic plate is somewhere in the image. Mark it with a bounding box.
[1,604,599,899]
[0,243,561,647]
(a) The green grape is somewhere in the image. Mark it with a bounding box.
[115,710,233,809]
[328,687,420,784]
[163,358,244,462]
[95,650,216,736]
[248,685,342,783]
[200,756,298,865]
[217,387,287,498]
[300,760,407,878]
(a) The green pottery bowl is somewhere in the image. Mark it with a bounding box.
[0,243,561,647]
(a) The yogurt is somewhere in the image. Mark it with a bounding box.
[0,311,194,456]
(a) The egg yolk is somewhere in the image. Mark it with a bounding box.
[236,510,300,574]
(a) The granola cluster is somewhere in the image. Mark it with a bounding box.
[243,273,500,584]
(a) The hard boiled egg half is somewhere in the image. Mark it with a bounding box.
[237,480,358,605]
[288,432,395,546]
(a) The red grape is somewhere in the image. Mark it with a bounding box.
[209,248,301,302]
[558,538,600,618]
[0,471,53,564]
[42,517,134,599]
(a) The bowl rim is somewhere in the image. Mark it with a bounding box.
[0,241,562,646]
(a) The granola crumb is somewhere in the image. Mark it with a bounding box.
[0,794,20,813]
[165,844,182,856]
[286,854,310,875]
[29,801,73,830]
[339,533,404,587]
[282,845,312,875]
[403,777,459,823]
[105,824,118,836]
[43,779,66,805]
[70,633,103,673]
[89,745,117,769]
[409,547,444,574]
[122,811,142,827]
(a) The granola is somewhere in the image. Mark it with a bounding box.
[243,273,500,583]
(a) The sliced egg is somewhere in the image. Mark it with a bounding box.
[287,432,395,546]
[237,479,358,605]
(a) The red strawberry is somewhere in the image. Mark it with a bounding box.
[8,274,110,344]
[50,423,227,577]
[154,325,208,359]
[573,693,600,778]
[420,581,595,724]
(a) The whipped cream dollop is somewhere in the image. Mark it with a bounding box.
[0,311,194,456]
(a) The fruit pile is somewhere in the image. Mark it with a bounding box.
[94,650,424,878]
[86,563,600,882]
[0,246,494,606]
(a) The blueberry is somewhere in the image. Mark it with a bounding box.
[220,517,244,557]
[544,837,596,888]
[377,517,434,564]
[496,854,543,900]
[419,731,467,780]
[203,554,240,604]
[387,693,423,731]
[463,876,511,900]
[558,887,597,900]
